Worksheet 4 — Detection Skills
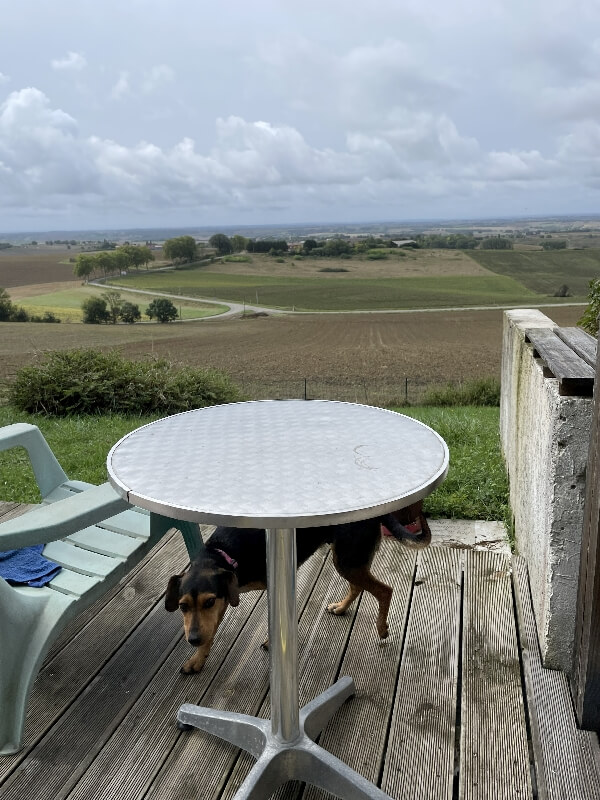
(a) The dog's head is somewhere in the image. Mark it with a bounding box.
[165,552,240,648]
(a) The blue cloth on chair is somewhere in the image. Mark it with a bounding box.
[0,545,62,587]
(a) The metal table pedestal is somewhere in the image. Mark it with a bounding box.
[177,527,393,800]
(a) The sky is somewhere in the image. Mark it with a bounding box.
[1,0,600,233]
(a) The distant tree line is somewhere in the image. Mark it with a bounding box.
[0,243,13,250]
[479,236,514,250]
[415,234,479,249]
[247,239,289,254]
[542,239,568,250]
[80,239,117,251]
[73,245,154,280]
[0,287,61,323]
[204,231,517,259]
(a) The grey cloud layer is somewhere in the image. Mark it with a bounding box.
[1,0,600,227]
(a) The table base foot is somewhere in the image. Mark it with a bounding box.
[177,677,393,800]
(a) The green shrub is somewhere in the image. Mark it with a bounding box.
[9,348,242,416]
[318,267,349,273]
[146,297,178,323]
[366,250,388,260]
[578,278,600,335]
[223,255,252,263]
[82,296,110,324]
[421,377,500,407]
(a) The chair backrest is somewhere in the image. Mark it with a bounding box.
[0,424,69,499]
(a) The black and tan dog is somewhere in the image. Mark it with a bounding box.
[165,513,427,673]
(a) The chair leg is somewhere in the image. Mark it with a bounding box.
[150,514,205,561]
[0,580,73,754]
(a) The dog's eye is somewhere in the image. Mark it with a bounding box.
[204,597,216,609]
[179,602,189,613]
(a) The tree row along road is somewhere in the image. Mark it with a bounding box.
[96,281,586,321]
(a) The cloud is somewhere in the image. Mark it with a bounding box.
[0,86,593,224]
[254,38,457,131]
[51,51,87,71]
[539,80,600,122]
[0,88,99,201]
[141,64,175,94]
[0,73,9,85]
[110,71,130,100]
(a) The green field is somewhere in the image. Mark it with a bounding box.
[111,269,541,311]
[468,249,600,297]
[16,285,227,322]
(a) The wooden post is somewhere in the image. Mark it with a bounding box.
[573,330,600,729]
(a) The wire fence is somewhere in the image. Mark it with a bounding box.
[235,377,451,407]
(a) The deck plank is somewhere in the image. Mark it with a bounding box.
[222,537,418,800]
[513,556,600,799]
[554,326,597,369]
[299,539,418,800]
[96,546,330,800]
[525,328,595,394]
[3,502,600,800]
[382,547,463,800]
[64,591,265,800]
[0,595,184,800]
[459,551,532,799]
[220,545,362,800]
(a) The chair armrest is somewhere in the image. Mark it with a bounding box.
[0,423,68,499]
[0,482,129,551]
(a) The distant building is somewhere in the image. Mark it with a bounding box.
[392,239,417,247]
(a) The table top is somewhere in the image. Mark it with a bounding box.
[107,400,449,528]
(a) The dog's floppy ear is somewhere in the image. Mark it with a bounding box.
[165,575,182,612]
[225,571,240,607]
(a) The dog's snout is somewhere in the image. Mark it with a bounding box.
[187,633,203,647]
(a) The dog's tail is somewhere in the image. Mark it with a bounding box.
[379,512,431,548]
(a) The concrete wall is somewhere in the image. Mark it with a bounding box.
[501,309,592,674]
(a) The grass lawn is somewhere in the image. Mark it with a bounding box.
[0,405,508,527]
[15,285,227,322]
[111,269,539,311]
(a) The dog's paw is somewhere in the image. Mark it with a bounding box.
[377,622,389,639]
[326,601,347,616]
[180,655,206,674]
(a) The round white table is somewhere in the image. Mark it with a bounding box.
[107,400,449,800]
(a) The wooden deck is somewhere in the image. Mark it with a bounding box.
[1,508,600,800]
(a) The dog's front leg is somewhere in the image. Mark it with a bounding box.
[181,643,212,674]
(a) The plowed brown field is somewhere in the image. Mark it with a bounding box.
[0,248,76,288]
[0,305,583,404]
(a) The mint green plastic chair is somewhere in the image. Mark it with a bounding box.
[0,423,202,755]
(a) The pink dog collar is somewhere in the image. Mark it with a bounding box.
[214,548,238,570]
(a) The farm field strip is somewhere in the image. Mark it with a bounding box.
[467,248,600,296]
[111,270,546,311]
[0,306,583,402]
[12,284,226,322]
[211,249,491,278]
[0,249,81,288]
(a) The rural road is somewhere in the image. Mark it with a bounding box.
[97,281,587,320]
